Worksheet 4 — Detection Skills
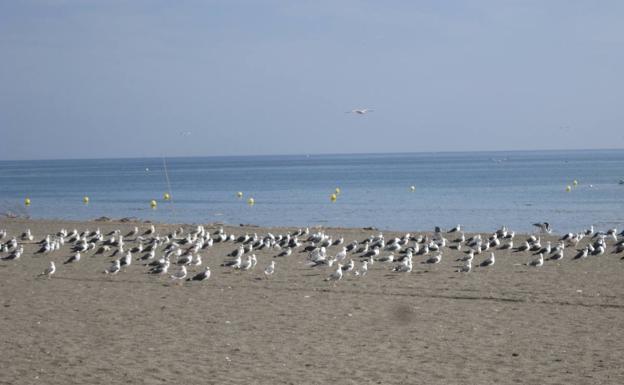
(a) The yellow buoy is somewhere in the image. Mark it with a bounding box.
[410,185,416,192]
[330,193,337,202]
[573,180,578,186]
[163,192,171,201]
[335,187,341,195]
[150,199,157,209]
[24,197,31,206]
[236,191,243,198]
[565,185,571,192]
[83,196,90,204]
[247,197,255,206]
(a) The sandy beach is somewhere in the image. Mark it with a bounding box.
[1,217,624,385]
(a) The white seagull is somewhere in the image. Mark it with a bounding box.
[480,252,495,267]
[528,253,544,267]
[171,266,187,281]
[64,252,81,264]
[39,261,56,278]
[345,108,374,115]
[189,266,211,281]
[264,261,275,277]
[326,263,343,283]
[104,259,121,275]
[456,260,471,273]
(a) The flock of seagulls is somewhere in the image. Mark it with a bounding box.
[1,222,624,285]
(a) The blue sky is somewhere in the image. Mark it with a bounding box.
[1,0,623,160]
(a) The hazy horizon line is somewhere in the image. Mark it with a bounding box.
[1,146,623,163]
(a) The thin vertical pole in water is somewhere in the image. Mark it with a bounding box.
[162,157,177,222]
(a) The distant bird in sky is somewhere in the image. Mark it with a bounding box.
[345,108,374,115]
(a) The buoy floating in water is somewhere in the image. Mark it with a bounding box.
[150,199,157,209]
[83,196,90,204]
[330,193,337,202]
[236,191,243,199]
[565,185,571,192]
[573,180,578,186]
[410,185,416,192]
[335,187,341,195]
[247,197,255,206]
[163,192,171,201]
[24,197,31,206]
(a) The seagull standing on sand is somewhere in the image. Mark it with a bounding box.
[222,255,242,268]
[326,263,343,283]
[335,247,347,262]
[39,261,56,278]
[104,259,121,275]
[238,255,253,271]
[171,266,187,281]
[357,260,368,276]
[457,260,471,273]
[189,266,211,281]
[64,252,81,264]
[426,253,442,264]
[264,261,275,277]
[528,253,544,267]
[481,252,495,267]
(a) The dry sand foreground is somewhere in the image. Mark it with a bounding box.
[1,218,624,385]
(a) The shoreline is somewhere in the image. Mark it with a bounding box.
[0,215,600,236]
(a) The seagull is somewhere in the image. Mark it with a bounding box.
[341,259,355,273]
[149,260,170,275]
[325,263,343,282]
[264,261,275,277]
[457,250,474,262]
[376,254,394,263]
[528,253,544,267]
[393,258,412,272]
[480,252,495,267]
[456,260,471,273]
[170,266,187,281]
[345,108,374,115]
[238,255,253,271]
[499,241,513,250]
[357,260,368,276]
[120,252,132,267]
[188,266,211,281]
[584,225,594,236]
[533,222,552,234]
[277,247,292,257]
[126,227,138,237]
[335,247,347,262]
[39,261,56,278]
[550,249,564,261]
[222,255,241,268]
[104,259,121,275]
[425,253,442,264]
[64,252,81,264]
[176,254,193,266]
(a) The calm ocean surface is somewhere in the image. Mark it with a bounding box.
[1,150,623,233]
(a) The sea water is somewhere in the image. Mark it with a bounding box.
[1,150,623,233]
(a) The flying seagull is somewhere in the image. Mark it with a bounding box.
[533,222,552,234]
[345,108,374,115]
